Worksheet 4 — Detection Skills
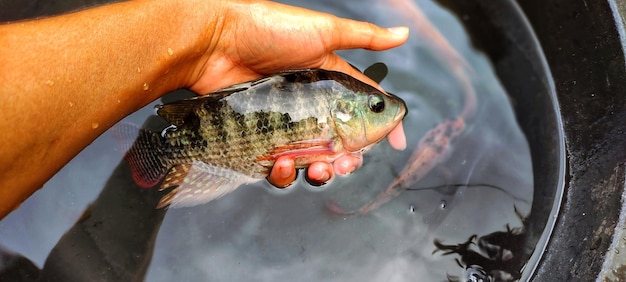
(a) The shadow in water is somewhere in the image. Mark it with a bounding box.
[38,159,166,281]
[432,207,527,282]
[0,117,169,282]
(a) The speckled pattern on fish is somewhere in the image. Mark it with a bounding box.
[114,69,406,208]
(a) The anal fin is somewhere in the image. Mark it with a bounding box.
[157,161,258,208]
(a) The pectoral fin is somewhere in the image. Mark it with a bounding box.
[157,161,258,208]
[256,140,336,162]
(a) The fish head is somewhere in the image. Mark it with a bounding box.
[331,89,407,152]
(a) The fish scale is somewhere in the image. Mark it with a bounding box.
[116,69,406,208]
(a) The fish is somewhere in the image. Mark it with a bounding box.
[114,69,407,209]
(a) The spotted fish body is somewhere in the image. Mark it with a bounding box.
[119,69,406,208]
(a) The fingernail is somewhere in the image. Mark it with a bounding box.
[337,159,355,175]
[320,170,330,182]
[313,165,330,183]
[387,26,409,36]
[280,165,292,178]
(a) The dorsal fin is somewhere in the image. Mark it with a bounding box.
[156,88,239,126]
[156,76,283,126]
[363,62,388,84]
[156,97,202,127]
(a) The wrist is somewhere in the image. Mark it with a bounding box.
[153,0,228,95]
[182,0,284,94]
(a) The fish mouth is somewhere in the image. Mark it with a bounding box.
[392,94,408,122]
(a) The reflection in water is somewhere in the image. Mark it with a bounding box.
[350,0,479,215]
[0,0,535,281]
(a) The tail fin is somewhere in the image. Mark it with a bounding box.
[111,122,169,188]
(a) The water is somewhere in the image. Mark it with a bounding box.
[0,0,548,281]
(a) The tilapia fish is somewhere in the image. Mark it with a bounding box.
[116,69,406,208]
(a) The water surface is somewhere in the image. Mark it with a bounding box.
[0,0,534,281]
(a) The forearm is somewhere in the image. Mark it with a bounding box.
[0,0,219,216]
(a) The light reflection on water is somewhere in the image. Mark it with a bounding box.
[0,0,534,281]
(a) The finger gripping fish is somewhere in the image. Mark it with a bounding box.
[115,69,407,208]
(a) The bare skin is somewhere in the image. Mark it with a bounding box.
[0,0,408,218]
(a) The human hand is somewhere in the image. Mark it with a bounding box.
[187,0,409,93]
[185,0,409,187]
[268,122,406,188]
[0,0,408,217]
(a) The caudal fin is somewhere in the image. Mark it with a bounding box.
[111,122,169,188]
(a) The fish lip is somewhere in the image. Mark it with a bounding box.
[393,97,408,122]
[385,91,407,122]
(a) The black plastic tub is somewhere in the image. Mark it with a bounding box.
[441,0,626,280]
[519,0,626,280]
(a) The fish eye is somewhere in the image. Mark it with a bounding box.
[368,94,385,113]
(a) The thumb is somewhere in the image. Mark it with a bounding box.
[327,20,409,51]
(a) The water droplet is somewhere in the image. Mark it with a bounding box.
[68,102,74,107]
[143,83,150,91]
[91,122,99,129]
[137,67,141,73]
[440,200,447,209]
[408,205,416,213]
[45,80,54,86]
[167,47,173,56]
